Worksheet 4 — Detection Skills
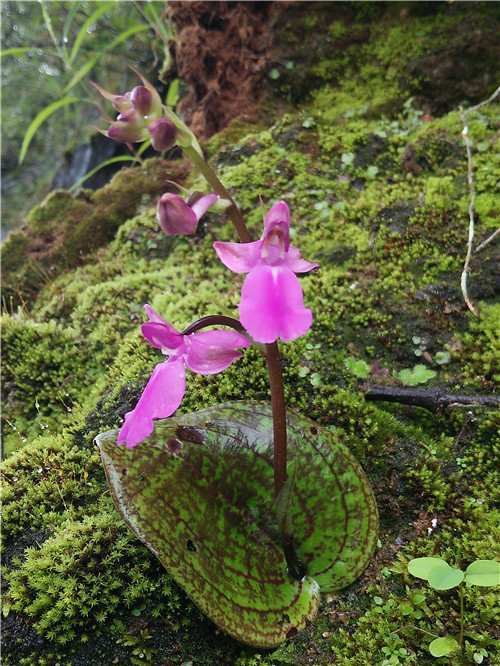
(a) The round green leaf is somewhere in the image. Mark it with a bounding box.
[427,561,464,590]
[429,636,459,657]
[97,401,378,647]
[465,560,500,587]
[408,557,445,580]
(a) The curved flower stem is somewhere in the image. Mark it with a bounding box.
[183,317,288,498]
[182,144,252,243]
[182,319,304,580]
[181,315,245,336]
[264,341,306,581]
[263,341,288,497]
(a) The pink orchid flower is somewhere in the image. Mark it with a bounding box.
[157,192,219,235]
[117,305,250,448]
[213,201,318,343]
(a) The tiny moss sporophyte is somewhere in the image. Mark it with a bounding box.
[93,71,378,648]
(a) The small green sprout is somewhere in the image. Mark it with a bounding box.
[344,357,371,379]
[408,557,500,659]
[397,364,437,386]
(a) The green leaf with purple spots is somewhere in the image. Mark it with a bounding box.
[97,401,378,647]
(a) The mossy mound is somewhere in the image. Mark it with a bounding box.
[1,158,189,312]
[2,3,499,665]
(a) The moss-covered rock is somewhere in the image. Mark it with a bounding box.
[2,3,499,665]
[1,158,189,311]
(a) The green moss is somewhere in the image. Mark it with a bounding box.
[460,304,500,387]
[0,314,100,456]
[0,158,185,310]
[4,506,181,644]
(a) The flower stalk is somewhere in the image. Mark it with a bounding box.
[182,143,251,243]
[263,341,288,497]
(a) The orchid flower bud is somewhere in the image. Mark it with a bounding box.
[157,192,218,235]
[97,81,161,119]
[127,86,155,117]
[133,74,163,119]
[107,108,149,143]
[148,118,177,152]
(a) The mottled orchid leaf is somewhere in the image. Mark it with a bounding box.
[97,401,378,647]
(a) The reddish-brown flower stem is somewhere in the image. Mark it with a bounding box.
[263,341,288,497]
[181,315,244,336]
[181,319,288,498]
[182,145,252,243]
[182,319,303,579]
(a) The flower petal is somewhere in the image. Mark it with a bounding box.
[284,246,319,273]
[190,193,219,221]
[185,330,250,374]
[117,359,186,448]
[239,263,313,343]
[142,322,184,355]
[143,304,173,326]
[213,240,262,273]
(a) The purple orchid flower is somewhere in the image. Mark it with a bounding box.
[157,192,219,235]
[117,305,250,448]
[213,201,318,344]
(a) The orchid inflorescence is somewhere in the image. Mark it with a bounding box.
[95,73,379,640]
[95,71,318,496]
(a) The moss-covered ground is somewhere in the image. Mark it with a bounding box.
[2,3,499,665]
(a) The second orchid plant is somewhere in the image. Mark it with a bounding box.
[95,71,378,648]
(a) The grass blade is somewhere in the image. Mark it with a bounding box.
[1,47,37,58]
[165,78,179,108]
[62,24,150,95]
[69,155,140,192]
[19,96,82,164]
[41,0,66,64]
[68,1,115,67]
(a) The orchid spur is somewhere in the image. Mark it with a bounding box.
[214,201,319,344]
[117,305,250,448]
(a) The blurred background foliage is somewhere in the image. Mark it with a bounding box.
[1,0,174,237]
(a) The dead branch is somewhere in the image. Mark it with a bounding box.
[364,384,500,413]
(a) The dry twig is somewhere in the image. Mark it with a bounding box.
[458,85,500,317]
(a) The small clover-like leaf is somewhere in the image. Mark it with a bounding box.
[429,636,459,657]
[97,401,378,647]
[408,557,445,579]
[397,364,437,386]
[408,557,464,590]
[465,560,500,587]
[344,357,370,379]
[427,562,464,590]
